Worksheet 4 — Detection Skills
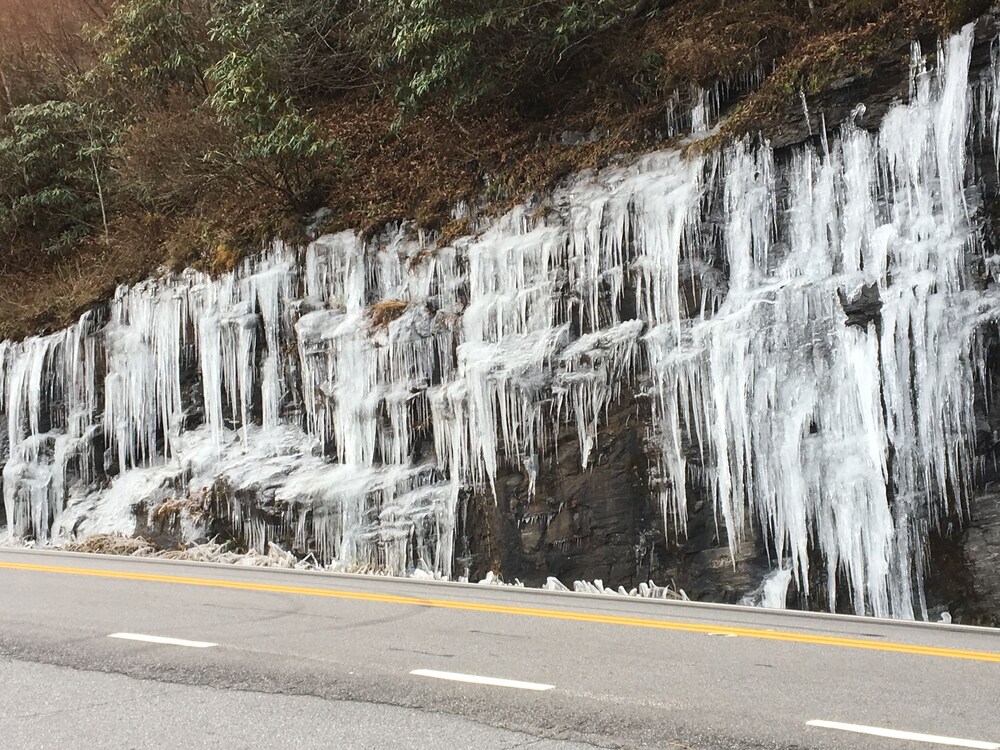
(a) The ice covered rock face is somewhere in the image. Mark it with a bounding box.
[3,25,1000,619]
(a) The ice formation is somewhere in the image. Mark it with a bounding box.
[740,568,794,610]
[3,25,1000,618]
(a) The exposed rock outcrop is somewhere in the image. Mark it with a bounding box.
[5,17,1000,626]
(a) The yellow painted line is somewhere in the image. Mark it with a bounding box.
[2,560,999,664]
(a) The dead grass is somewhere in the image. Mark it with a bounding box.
[62,533,159,556]
[0,175,288,340]
[150,492,211,525]
[368,299,409,329]
[0,230,160,340]
[711,0,994,141]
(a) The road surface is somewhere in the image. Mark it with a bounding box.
[0,548,998,749]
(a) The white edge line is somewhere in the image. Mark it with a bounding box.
[108,632,217,649]
[807,720,1000,749]
[410,669,554,691]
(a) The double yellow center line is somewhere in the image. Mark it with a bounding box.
[3,560,999,664]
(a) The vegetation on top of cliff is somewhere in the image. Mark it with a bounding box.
[0,0,989,340]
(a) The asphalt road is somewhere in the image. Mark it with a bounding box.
[0,548,998,750]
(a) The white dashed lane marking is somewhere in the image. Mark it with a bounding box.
[410,669,554,691]
[807,720,1000,749]
[108,632,217,649]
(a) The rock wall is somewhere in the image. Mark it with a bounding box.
[4,20,1000,623]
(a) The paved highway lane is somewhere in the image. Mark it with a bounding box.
[1,658,589,749]
[0,549,998,749]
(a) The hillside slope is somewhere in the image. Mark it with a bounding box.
[0,0,989,339]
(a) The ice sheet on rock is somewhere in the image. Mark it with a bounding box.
[644,25,994,619]
[555,319,644,468]
[740,568,793,610]
[1,317,99,542]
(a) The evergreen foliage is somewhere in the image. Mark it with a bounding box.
[206,0,335,208]
[363,0,648,113]
[0,99,112,254]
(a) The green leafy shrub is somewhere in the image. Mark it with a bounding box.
[0,99,113,255]
[90,0,213,108]
[361,0,648,113]
[205,0,339,209]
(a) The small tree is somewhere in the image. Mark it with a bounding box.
[90,0,213,108]
[0,99,113,256]
[362,0,646,114]
[205,0,337,210]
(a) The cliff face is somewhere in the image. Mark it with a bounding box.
[4,19,1000,624]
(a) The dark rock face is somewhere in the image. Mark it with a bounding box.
[656,505,775,605]
[962,491,1000,625]
[838,284,882,330]
[0,419,8,528]
[462,398,663,587]
[953,319,1000,625]
[455,393,775,599]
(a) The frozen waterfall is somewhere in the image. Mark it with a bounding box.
[3,24,1000,619]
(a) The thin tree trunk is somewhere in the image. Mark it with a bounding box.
[91,154,109,238]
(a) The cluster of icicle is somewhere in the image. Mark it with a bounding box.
[472,571,688,600]
[3,24,1000,619]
